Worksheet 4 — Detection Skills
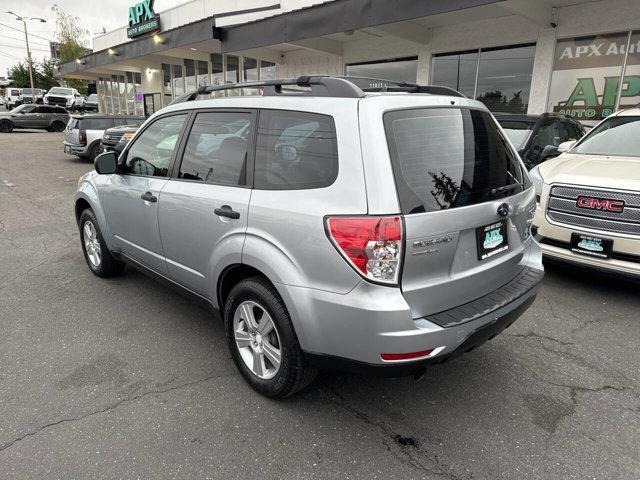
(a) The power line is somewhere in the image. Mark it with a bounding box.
[0,31,51,47]
[0,43,51,52]
[0,51,23,61]
[0,21,54,43]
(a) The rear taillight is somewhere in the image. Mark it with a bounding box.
[78,129,87,145]
[326,216,403,285]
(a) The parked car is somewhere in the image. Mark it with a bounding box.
[83,94,99,112]
[74,76,543,398]
[5,88,22,109]
[531,107,640,278]
[495,112,586,169]
[21,88,45,104]
[0,96,5,106]
[101,123,142,155]
[0,104,69,133]
[44,86,81,110]
[64,114,145,160]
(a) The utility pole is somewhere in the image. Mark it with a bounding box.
[5,11,47,104]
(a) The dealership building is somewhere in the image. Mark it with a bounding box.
[59,0,639,123]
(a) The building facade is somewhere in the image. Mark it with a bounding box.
[59,0,640,123]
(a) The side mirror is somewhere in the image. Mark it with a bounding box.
[94,152,118,175]
[558,140,576,153]
[539,144,560,164]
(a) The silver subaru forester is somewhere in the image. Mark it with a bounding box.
[74,77,543,398]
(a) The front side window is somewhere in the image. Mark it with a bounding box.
[527,120,561,157]
[124,114,188,177]
[385,107,526,214]
[560,120,582,141]
[572,116,640,157]
[13,104,36,114]
[178,112,252,185]
[254,110,338,190]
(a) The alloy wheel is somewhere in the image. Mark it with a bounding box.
[83,220,102,268]
[233,300,282,380]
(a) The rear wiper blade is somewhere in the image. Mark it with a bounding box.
[490,182,525,196]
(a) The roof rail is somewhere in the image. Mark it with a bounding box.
[169,75,466,105]
[341,76,466,98]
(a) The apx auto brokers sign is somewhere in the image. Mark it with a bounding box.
[548,32,640,121]
[127,0,160,38]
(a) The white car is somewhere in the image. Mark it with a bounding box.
[5,88,22,109]
[531,107,640,278]
[44,87,81,110]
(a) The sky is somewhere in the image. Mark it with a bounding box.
[0,0,184,77]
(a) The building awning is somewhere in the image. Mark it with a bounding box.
[220,0,502,53]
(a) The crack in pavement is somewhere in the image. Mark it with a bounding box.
[0,372,238,454]
[326,384,466,480]
[507,331,573,346]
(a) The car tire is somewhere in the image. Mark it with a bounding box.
[88,142,102,161]
[79,208,125,278]
[0,119,13,133]
[224,277,318,398]
[50,121,66,132]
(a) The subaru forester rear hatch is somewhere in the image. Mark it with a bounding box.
[384,106,534,319]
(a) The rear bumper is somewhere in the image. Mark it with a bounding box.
[277,242,543,373]
[63,141,88,156]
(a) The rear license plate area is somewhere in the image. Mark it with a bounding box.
[476,220,509,260]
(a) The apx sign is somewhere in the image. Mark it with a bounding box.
[127,0,160,38]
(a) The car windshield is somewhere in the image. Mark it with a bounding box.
[497,120,535,149]
[49,87,73,95]
[87,94,98,101]
[572,116,640,157]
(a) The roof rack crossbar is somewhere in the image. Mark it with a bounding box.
[174,76,465,104]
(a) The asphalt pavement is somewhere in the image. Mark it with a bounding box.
[0,131,638,479]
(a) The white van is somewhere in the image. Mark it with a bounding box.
[5,88,22,110]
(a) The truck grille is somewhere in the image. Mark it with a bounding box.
[48,96,67,106]
[546,185,640,236]
[102,132,124,146]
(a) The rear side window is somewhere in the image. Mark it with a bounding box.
[385,107,526,214]
[254,110,338,190]
[80,118,114,130]
[178,111,252,185]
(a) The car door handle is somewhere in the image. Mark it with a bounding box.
[140,191,157,203]
[214,205,240,219]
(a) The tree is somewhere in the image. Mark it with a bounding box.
[52,5,90,94]
[7,62,30,88]
[38,59,59,91]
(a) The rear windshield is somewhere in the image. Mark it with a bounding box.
[497,119,535,149]
[79,118,114,130]
[384,107,526,214]
[572,116,640,157]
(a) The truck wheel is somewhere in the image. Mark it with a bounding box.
[224,277,318,398]
[0,120,13,133]
[50,121,66,132]
[79,208,125,278]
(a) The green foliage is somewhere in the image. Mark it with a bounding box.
[53,5,89,94]
[6,59,62,91]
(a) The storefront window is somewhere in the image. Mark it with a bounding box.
[548,31,640,123]
[118,74,127,114]
[225,55,239,83]
[97,77,107,113]
[212,53,224,85]
[134,72,143,116]
[126,72,135,114]
[243,57,258,81]
[260,60,276,80]
[185,59,197,92]
[197,60,209,87]
[346,57,418,84]
[172,64,185,96]
[475,45,535,113]
[432,44,536,114]
[431,51,478,98]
